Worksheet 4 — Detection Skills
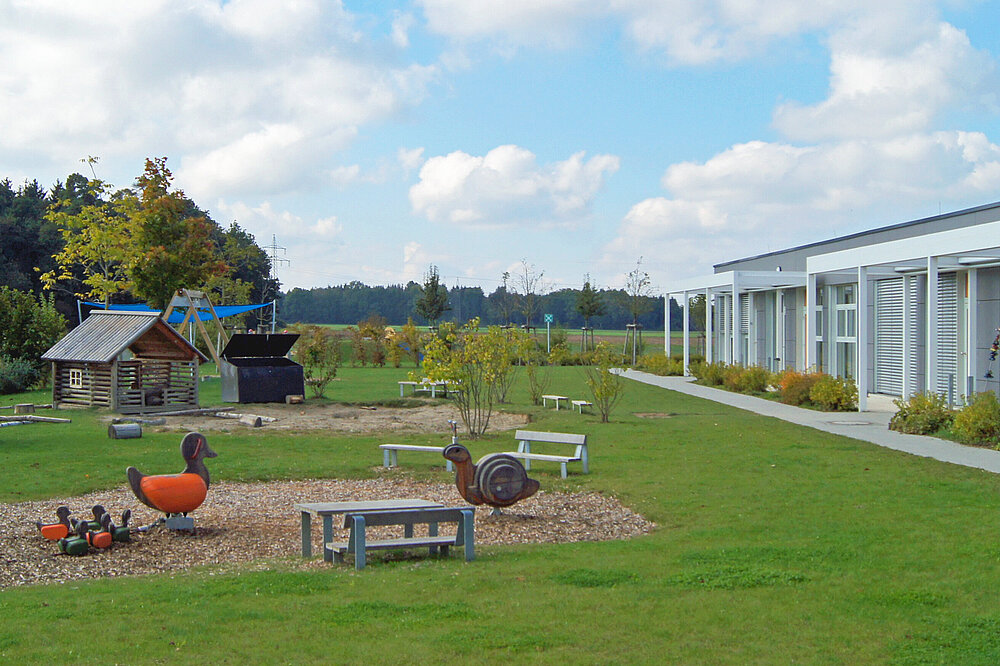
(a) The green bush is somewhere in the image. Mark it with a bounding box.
[0,356,41,394]
[691,361,729,386]
[889,392,954,435]
[952,392,1000,446]
[733,365,772,393]
[637,353,684,376]
[809,375,858,411]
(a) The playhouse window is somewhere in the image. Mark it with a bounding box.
[69,368,83,389]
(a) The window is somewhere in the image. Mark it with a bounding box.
[69,368,83,389]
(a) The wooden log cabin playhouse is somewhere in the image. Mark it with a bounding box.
[42,311,208,413]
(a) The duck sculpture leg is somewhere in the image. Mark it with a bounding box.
[126,432,217,532]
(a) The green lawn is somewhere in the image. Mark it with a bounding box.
[3,367,1000,663]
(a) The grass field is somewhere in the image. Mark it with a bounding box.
[3,367,999,663]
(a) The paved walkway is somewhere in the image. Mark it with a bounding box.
[619,369,1000,474]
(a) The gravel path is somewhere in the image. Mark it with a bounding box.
[2,478,654,589]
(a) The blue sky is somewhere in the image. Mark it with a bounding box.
[2,1,999,295]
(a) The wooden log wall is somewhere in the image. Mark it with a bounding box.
[52,362,113,408]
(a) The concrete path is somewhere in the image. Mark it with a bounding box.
[619,369,1000,475]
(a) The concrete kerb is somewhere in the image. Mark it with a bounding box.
[617,369,1000,475]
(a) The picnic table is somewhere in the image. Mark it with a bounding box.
[295,499,443,558]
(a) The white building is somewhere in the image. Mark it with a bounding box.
[665,202,1000,411]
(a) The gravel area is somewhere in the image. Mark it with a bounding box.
[2,478,655,589]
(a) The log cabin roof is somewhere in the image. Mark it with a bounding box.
[42,311,208,363]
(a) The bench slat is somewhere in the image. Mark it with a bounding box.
[327,535,457,553]
[506,452,579,463]
[514,429,587,445]
[342,507,470,528]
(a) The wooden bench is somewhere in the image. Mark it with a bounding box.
[380,444,453,472]
[571,399,593,413]
[541,394,568,410]
[504,429,589,478]
[326,506,475,570]
[398,380,449,398]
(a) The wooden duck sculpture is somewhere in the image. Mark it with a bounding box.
[85,505,107,531]
[112,509,132,542]
[443,443,539,509]
[127,432,217,517]
[36,506,73,541]
[86,513,113,549]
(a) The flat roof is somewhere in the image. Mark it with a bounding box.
[714,200,1000,270]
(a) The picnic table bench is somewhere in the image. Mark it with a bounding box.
[504,429,589,478]
[541,394,568,410]
[398,379,450,398]
[380,444,453,471]
[295,499,442,558]
[571,399,593,413]
[326,506,475,570]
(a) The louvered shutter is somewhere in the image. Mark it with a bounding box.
[874,278,904,395]
[936,272,958,396]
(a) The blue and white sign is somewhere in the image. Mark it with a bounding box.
[544,313,553,323]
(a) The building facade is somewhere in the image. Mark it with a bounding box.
[665,202,1000,411]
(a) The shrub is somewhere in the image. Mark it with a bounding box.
[952,392,1000,446]
[809,375,858,411]
[293,326,340,398]
[547,342,573,367]
[889,392,954,435]
[637,353,683,376]
[0,356,41,395]
[779,370,823,406]
[586,342,625,423]
[733,365,772,394]
[692,361,729,386]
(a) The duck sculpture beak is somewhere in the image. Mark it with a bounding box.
[203,443,218,458]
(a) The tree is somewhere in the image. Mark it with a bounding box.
[293,325,341,398]
[414,265,450,326]
[586,341,625,423]
[0,286,66,370]
[576,274,606,351]
[129,158,227,308]
[40,178,136,306]
[514,260,548,327]
[421,318,518,437]
[624,257,654,327]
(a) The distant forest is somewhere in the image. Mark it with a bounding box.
[280,282,682,331]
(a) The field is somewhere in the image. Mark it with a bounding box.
[3,366,1000,663]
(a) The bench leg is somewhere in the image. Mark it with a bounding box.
[300,511,312,558]
[391,450,398,467]
[322,515,335,562]
[582,450,589,474]
[383,449,391,468]
[332,549,344,564]
[351,516,367,570]
[446,459,453,473]
[461,510,475,562]
[404,523,414,539]
[428,521,439,555]
[560,462,567,479]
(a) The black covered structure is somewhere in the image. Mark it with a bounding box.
[219,333,303,403]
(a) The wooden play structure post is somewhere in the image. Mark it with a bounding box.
[162,289,230,367]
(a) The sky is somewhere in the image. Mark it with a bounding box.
[2,0,999,296]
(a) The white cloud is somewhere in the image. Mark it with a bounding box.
[774,21,996,141]
[398,147,426,172]
[604,130,1000,278]
[313,216,343,237]
[392,11,416,48]
[419,0,604,49]
[409,145,619,226]
[0,1,436,199]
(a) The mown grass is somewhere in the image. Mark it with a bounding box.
[4,367,1000,662]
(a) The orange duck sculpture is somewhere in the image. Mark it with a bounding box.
[36,505,73,541]
[443,443,539,512]
[127,432,217,527]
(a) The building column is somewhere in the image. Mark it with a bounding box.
[682,290,690,375]
[705,288,713,364]
[664,293,672,356]
[927,256,938,394]
[806,273,817,370]
[856,266,869,412]
[968,269,978,397]
[902,275,912,399]
[731,274,741,365]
